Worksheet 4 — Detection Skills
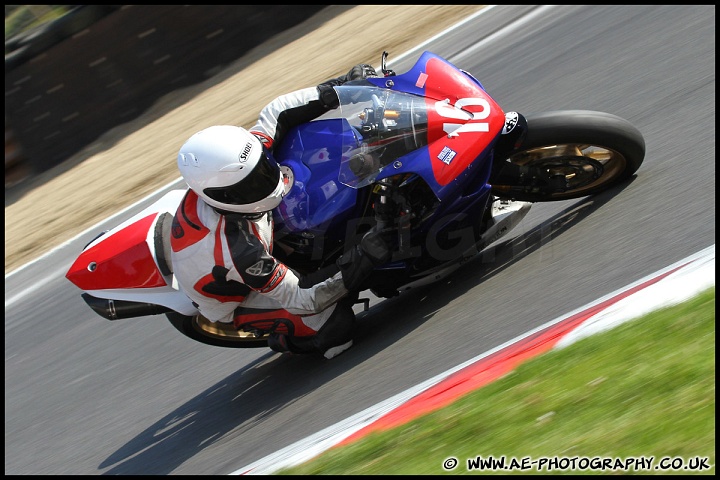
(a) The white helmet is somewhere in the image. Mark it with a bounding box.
[177,125,285,214]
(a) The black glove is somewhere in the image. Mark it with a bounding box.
[345,63,378,82]
[317,63,378,109]
[336,227,393,291]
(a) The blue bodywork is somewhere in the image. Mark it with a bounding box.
[272,51,500,270]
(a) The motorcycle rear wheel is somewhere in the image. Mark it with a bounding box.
[491,110,645,202]
[166,311,270,348]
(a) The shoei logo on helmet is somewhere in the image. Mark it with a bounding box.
[238,142,253,163]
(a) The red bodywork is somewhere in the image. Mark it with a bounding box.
[66,213,167,291]
[423,56,506,186]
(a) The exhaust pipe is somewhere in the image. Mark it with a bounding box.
[82,293,172,320]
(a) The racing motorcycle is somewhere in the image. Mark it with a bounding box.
[66,51,645,349]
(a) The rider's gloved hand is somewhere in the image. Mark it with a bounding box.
[317,63,378,109]
[345,64,378,81]
[336,227,393,291]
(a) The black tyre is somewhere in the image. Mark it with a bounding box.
[166,312,269,349]
[491,110,645,202]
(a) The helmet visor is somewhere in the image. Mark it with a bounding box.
[203,149,281,206]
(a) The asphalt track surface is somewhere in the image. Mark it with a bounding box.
[236,245,715,474]
[5,5,716,475]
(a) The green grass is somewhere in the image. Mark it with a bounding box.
[280,287,715,475]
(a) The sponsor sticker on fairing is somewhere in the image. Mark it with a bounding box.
[438,146,457,165]
[502,112,519,135]
[415,72,428,88]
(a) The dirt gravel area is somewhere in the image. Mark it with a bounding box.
[4,5,485,274]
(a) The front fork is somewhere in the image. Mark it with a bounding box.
[373,183,416,259]
[489,111,530,186]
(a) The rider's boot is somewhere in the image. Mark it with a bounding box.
[267,300,357,360]
[322,340,353,360]
[268,333,353,359]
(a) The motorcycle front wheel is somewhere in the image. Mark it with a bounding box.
[491,110,645,202]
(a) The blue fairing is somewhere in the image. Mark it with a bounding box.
[274,119,360,238]
[272,50,498,255]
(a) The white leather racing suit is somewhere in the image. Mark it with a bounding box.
[250,86,328,151]
[170,189,349,329]
[170,86,350,336]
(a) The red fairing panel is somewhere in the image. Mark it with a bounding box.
[66,213,167,290]
[424,57,506,186]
